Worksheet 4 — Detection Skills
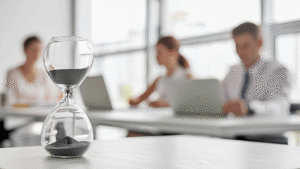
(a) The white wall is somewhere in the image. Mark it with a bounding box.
[0,0,72,92]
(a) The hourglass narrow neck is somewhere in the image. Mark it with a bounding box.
[62,88,75,104]
[64,88,73,97]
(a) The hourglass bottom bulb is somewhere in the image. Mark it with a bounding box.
[45,136,90,158]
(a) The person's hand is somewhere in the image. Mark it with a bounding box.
[128,98,141,106]
[148,100,170,108]
[222,99,248,117]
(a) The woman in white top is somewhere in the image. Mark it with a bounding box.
[5,36,62,106]
[4,36,63,132]
[129,36,192,108]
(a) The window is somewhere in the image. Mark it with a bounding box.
[274,0,300,23]
[87,0,300,105]
[276,33,300,102]
[90,52,147,109]
[163,0,261,39]
[92,0,146,54]
[181,40,239,80]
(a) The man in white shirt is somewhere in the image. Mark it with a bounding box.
[222,22,290,117]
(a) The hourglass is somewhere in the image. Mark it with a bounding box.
[41,36,94,158]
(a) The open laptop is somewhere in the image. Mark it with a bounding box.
[79,76,113,111]
[165,79,225,118]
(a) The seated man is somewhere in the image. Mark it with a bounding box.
[222,22,290,117]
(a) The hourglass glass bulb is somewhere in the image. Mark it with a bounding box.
[41,36,94,158]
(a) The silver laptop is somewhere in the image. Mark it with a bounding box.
[79,76,113,111]
[165,79,225,118]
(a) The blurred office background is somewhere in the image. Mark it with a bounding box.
[2,0,300,107]
[1,0,300,143]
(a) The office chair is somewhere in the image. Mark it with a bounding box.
[0,94,16,147]
[0,120,15,147]
[290,104,300,115]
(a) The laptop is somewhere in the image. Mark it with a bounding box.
[164,79,225,118]
[79,76,113,111]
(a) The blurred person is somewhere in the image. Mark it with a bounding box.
[129,36,193,108]
[222,22,290,118]
[5,36,61,107]
[2,36,62,146]
[3,36,87,147]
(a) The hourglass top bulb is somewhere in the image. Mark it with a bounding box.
[43,36,93,91]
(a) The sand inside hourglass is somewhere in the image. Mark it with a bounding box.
[46,68,90,157]
[45,136,90,157]
[49,68,89,86]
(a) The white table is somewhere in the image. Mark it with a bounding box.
[1,107,300,138]
[1,135,300,169]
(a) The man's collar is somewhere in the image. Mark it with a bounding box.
[241,57,262,74]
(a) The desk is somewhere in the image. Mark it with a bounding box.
[1,107,300,138]
[1,135,300,168]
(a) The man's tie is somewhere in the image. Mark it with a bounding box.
[241,72,250,100]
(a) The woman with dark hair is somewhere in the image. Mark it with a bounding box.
[2,36,87,146]
[5,36,62,106]
[129,36,193,108]
[4,36,63,136]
